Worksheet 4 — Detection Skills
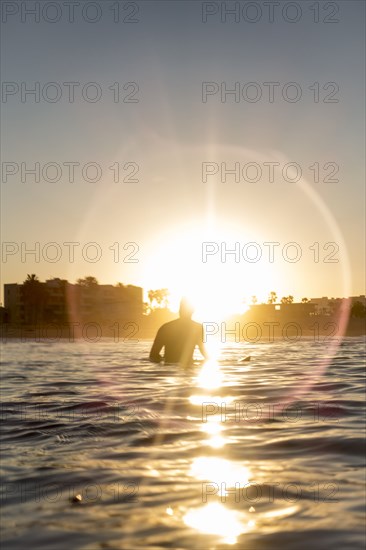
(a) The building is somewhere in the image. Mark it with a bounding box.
[248,302,316,320]
[4,279,143,325]
[350,295,366,306]
[309,297,333,315]
[66,283,142,324]
[309,296,366,315]
[4,284,25,323]
[0,306,8,323]
[44,278,69,322]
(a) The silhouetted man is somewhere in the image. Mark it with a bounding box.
[149,298,207,365]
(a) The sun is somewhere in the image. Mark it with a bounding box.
[143,221,280,321]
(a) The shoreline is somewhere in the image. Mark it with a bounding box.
[1,318,365,342]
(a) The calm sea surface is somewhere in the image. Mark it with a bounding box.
[1,337,365,549]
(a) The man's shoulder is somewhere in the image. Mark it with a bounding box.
[159,319,179,331]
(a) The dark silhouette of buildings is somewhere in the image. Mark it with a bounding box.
[4,277,143,325]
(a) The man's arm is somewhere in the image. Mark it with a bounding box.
[197,325,208,360]
[149,326,165,363]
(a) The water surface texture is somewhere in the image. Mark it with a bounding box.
[1,338,365,549]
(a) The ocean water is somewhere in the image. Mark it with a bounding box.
[1,337,365,549]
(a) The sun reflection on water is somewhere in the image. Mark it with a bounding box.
[183,502,255,545]
[195,359,223,389]
[183,353,256,544]
[190,457,251,492]
[189,394,235,407]
[200,419,226,448]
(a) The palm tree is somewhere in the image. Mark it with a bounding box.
[25,274,38,284]
[158,288,170,308]
[148,290,157,308]
[148,289,170,310]
[267,291,277,304]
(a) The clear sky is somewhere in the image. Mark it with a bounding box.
[1,0,365,313]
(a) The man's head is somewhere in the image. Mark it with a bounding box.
[179,297,194,319]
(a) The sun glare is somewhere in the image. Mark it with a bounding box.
[144,221,278,321]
